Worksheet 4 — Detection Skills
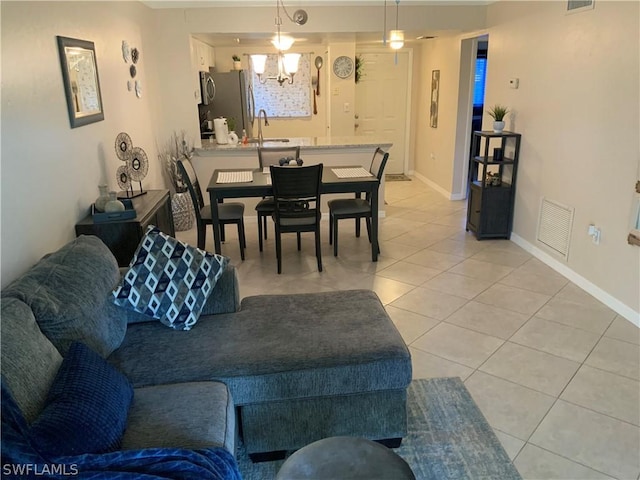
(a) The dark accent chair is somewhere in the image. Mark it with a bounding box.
[328,148,389,257]
[177,158,246,260]
[269,163,323,274]
[255,146,301,252]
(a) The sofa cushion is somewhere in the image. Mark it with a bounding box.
[122,381,236,455]
[113,226,228,331]
[1,235,126,357]
[109,290,412,405]
[29,342,133,456]
[0,298,63,424]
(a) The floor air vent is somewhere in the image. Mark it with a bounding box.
[537,198,574,260]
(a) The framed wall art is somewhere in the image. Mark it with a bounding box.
[57,36,104,128]
[430,69,440,128]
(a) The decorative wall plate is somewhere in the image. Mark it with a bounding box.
[128,147,149,181]
[129,64,137,78]
[115,132,133,161]
[135,80,142,99]
[131,47,140,64]
[122,40,130,63]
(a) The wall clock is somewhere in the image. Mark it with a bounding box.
[333,56,354,79]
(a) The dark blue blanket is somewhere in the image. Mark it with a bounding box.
[2,380,242,480]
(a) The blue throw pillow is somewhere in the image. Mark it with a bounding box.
[28,342,134,457]
[113,225,229,331]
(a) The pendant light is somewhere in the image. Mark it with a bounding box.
[389,0,404,50]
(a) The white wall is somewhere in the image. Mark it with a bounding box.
[413,1,639,319]
[486,1,639,317]
[1,1,161,287]
[413,35,463,195]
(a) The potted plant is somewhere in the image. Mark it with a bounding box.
[487,104,509,133]
[232,54,242,70]
[160,131,195,231]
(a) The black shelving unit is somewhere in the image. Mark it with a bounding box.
[466,131,521,239]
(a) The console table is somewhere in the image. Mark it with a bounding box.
[75,190,175,266]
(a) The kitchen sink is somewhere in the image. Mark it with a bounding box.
[246,138,290,143]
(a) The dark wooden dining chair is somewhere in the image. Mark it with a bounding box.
[328,147,389,257]
[255,146,301,252]
[177,158,246,260]
[270,163,323,274]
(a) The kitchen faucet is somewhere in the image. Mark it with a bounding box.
[257,109,269,144]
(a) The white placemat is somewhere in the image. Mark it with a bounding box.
[332,167,374,179]
[216,171,253,184]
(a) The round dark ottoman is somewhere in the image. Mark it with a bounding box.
[276,436,415,480]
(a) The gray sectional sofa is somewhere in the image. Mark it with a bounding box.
[1,235,412,464]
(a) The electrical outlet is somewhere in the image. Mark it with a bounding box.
[430,152,436,161]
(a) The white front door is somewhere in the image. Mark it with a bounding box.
[355,51,410,175]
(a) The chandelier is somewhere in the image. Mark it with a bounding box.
[251,0,307,86]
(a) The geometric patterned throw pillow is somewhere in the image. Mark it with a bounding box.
[113,225,229,330]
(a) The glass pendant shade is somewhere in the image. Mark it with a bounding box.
[271,35,295,51]
[283,53,301,74]
[389,30,404,49]
[251,54,267,75]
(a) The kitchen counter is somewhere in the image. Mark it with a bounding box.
[196,136,392,155]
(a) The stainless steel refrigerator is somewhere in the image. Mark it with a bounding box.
[208,69,255,138]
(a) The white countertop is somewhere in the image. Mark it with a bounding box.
[196,136,392,155]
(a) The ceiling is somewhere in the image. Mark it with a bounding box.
[142,0,490,49]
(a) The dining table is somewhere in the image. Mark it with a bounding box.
[207,166,381,261]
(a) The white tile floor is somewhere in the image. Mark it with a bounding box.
[177,178,640,480]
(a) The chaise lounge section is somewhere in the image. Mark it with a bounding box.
[1,234,412,466]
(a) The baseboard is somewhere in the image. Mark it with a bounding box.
[511,233,640,326]
[412,172,465,201]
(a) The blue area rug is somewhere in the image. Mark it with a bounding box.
[236,377,521,479]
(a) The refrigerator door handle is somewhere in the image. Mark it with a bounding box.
[248,84,256,128]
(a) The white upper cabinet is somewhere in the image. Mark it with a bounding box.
[190,37,215,104]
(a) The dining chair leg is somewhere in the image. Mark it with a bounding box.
[365,217,372,242]
[355,218,361,238]
[328,212,333,245]
[220,225,226,243]
[296,232,302,251]
[263,216,268,239]
[238,222,246,261]
[257,213,264,252]
[275,229,282,274]
[198,224,206,251]
[333,218,339,257]
[315,229,323,272]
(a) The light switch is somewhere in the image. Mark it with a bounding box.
[343,102,350,113]
[333,87,340,96]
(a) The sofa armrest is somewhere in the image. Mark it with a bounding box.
[200,263,240,316]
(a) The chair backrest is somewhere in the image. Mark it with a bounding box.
[369,147,390,182]
[258,146,301,169]
[176,158,204,215]
[270,164,323,221]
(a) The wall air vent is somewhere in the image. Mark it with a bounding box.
[567,0,594,13]
[537,198,574,260]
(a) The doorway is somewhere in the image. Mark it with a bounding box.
[452,34,489,199]
[354,50,411,175]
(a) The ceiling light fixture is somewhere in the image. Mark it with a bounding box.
[251,0,307,86]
